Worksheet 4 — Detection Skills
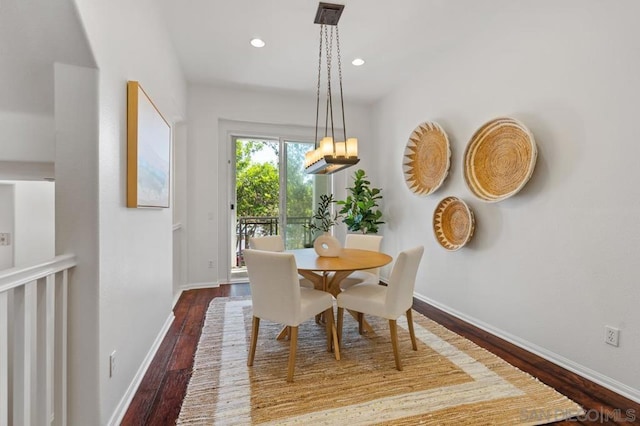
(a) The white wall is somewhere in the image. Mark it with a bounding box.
[0,113,55,162]
[0,161,54,181]
[0,0,95,164]
[173,123,188,295]
[0,184,14,269]
[186,85,372,286]
[371,0,640,401]
[10,181,55,267]
[71,0,187,423]
[54,62,101,423]
[0,181,55,269]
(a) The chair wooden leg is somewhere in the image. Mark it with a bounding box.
[276,325,289,340]
[325,308,333,352]
[389,319,402,371]
[357,312,364,335]
[287,326,298,382]
[248,316,260,366]
[346,309,373,334]
[324,307,340,360]
[337,307,344,344]
[406,308,418,351]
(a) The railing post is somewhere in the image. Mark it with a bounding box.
[0,291,7,426]
[46,275,55,424]
[60,270,69,426]
[16,281,38,426]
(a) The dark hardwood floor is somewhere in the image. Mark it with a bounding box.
[122,285,639,425]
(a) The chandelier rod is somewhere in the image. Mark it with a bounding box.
[314,24,323,148]
[336,26,347,143]
[325,25,335,142]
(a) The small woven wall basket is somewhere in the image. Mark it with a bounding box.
[463,117,537,202]
[433,196,475,251]
[403,121,451,196]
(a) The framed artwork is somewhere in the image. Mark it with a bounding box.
[127,81,171,208]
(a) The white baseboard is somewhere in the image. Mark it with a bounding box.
[181,281,220,291]
[413,293,640,404]
[107,312,175,426]
[172,289,183,309]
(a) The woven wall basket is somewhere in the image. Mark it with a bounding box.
[403,121,451,196]
[463,117,537,202]
[433,196,475,251]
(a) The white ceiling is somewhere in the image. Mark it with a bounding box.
[157,0,510,104]
[1,0,95,113]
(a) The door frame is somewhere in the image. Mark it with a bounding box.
[221,120,320,283]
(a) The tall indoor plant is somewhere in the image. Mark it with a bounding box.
[337,169,384,234]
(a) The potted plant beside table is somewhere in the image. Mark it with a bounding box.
[307,194,342,257]
[337,169,384,234]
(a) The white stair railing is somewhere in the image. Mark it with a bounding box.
[0,254,76,426]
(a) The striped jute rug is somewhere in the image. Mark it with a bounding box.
[177,297,584,425]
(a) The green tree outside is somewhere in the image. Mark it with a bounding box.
[235,139,318,249]
[235,140,279,218]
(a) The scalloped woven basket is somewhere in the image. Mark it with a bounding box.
[403,121,451,196]
[464,117,537,202]
[433,196,475,251]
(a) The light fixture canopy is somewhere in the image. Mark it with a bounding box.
[304,2,359,175]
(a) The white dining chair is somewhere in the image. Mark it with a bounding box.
[249,235,314,289]
[244,249,340,382]
[249,235,285,252]
[335,234,383,290]
[336,246,424,371]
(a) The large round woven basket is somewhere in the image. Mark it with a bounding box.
[463,117,537,202]
[433,196,475,251]
[403,121,451,196]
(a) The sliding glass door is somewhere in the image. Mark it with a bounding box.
[284,140,330,250]
[232,137,329,273]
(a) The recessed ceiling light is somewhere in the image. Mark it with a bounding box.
[250,38,265,48]
[352,58,365,66]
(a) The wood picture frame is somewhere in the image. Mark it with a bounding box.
[127,81,171,208]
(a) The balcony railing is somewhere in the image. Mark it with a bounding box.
[0,254,76,426]
[236,216,314,266]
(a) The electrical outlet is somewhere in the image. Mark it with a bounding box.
[0,233,10,246]
[605,326,619,347]
[208,260,214,269]
[110,351,117,377]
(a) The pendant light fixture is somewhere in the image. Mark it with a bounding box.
[304,2,360,175]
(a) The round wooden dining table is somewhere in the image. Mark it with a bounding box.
[288,248,393,297]
[273,248,392,340]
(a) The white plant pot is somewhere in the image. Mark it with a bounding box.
[313,232,342,257]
